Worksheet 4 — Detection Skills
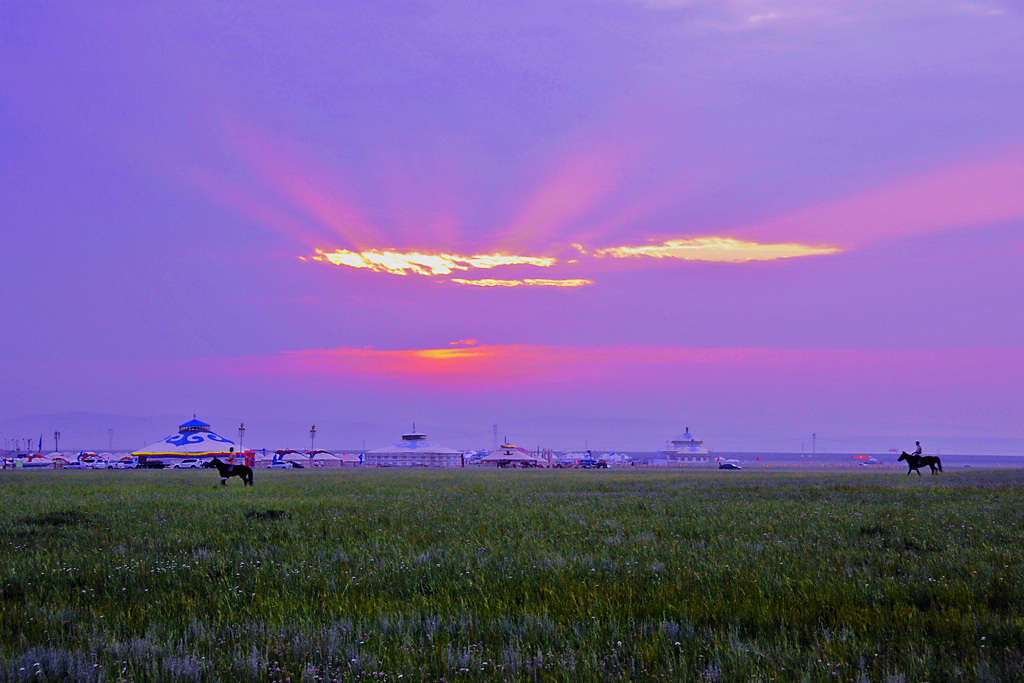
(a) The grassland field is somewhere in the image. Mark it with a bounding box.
[1,467,1022,682]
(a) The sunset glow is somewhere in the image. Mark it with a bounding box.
[216,344,1024,399]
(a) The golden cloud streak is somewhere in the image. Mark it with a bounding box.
[594,238,840,262]
[414,347,494,360]
[313,248,555,276]
[451,278,594,288]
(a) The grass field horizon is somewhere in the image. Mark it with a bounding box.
[2,468,1022,681]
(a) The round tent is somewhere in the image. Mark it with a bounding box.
[364,430,463,468]
[132,418,239,463]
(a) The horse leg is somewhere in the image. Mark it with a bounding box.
[221,477,227,486]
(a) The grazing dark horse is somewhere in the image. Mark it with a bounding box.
[206,457,254,486]
[898,451,942,476]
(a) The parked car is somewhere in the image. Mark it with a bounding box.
[268,461,304,469]
[114,460,137,469]
[62,462,85,470]
[140,460,166,469]
[172,458,203,469]
[719,462,742,470]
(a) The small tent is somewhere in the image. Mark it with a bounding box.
[479,443,548,468]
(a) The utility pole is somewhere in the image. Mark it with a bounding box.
[812,433,816,455]
[238,422,245,450]
[54,431,61,453]
[309,425,316,453]
[108,428,114,452]
[492,424,498,452]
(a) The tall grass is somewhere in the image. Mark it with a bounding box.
[1,468,1022,680]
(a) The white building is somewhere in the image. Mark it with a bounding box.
[658,427,713,466]
[364,429,463,468]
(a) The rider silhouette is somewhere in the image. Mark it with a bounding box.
[912,441,922,457]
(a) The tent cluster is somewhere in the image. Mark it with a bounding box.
[479,443,549,468]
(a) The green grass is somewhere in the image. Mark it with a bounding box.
[1,468,1023,681]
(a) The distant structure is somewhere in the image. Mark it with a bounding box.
[658,427,713,466]
[364,428,463,468]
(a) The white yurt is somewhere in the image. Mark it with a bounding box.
[364,429,463,468]
[133,418,239,464]
[335,453,362,467]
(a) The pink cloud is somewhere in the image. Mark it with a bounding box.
[228,122,385,250]
[497,142,634,251]
[743,143,1024,247]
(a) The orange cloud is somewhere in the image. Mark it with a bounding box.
[312,248,556,276]
[451,278,593,287]
[594,237,839,262]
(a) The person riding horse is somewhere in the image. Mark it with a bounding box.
[206,449,254,486]
[898,449,942,476]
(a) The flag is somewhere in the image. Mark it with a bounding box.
[38,435,42,452]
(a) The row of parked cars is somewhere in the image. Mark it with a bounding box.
[137,458,305,469]
[61,456,205,469]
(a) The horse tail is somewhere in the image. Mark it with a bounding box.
[936,457,942,472]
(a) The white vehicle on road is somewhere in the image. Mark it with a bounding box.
[172,458,204,469]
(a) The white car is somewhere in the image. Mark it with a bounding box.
[172,458,203,469]
[114,460,137,469]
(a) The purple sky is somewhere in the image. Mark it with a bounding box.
[2,1,1023,452]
